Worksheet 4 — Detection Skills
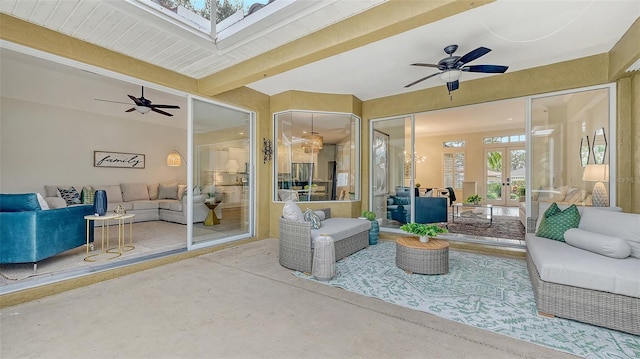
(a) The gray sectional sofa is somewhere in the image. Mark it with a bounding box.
[526,203,639,335]
[43,183,209,224]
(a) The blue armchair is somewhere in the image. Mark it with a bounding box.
[0,193,94,273]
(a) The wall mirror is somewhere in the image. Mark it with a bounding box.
[580,136,590,167]
[592,127,607,164]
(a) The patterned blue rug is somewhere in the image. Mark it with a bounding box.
[295,241,639,359]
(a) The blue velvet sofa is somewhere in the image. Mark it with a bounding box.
[0,193,93,273]
[387,187,448,224]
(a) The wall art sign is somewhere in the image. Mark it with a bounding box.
[94,151,145,169]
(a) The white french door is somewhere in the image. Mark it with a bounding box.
[484,146,525,206]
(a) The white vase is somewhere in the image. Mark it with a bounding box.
[419,235,429,243]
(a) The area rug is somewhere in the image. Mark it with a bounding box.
[294,241,639,359]
[447,215,525,240]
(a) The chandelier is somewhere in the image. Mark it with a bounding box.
[302,114,323,153]
[404,151,426,163]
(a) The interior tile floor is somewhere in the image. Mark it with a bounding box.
[0,238,572,359]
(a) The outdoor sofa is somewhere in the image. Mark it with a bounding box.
[526,203,639,335]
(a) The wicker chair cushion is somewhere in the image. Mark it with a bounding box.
[310,218,371,244]
[564,228,631,258]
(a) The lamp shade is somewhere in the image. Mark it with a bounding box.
[167,153,181,166]
[582,164,609,182]
[226,159,239,173]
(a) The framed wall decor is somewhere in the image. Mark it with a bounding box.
[94,151,145,169]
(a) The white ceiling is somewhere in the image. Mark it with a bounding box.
[1,0,638,136]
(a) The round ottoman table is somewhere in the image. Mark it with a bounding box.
[312,234,336,281]
[395,237,449,275]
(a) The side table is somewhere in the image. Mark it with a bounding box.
[204,201,221,226]
[84,214,135,262]
[395,237,449,275]
[312,234,336,281]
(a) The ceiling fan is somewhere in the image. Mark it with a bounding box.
[405,44,509,94]
[95,86,180,117]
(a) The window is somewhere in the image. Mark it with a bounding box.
[274,111,359,201]
[484,134,524,144]
[443,152,464,189]
[443,140,465,148]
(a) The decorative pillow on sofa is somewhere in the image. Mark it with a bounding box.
[36,193,50,210]
[579,208,640,259]
[282,200,304,222]
[536,203,580,242]
[158,182,179,200]
[395,196,411,205]
[58,186,82,205]
[93,185,124,203]
[148,183,159,200]
[314,210,326,221]
[564,228,631,259]
[304,208,321,229]
[81,186,95,204]
[121,183,150,202]
[178,184,187,200]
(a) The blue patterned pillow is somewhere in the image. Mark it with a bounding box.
[58,186,81,205]
[395,196,411,205]
[304,208,321,229]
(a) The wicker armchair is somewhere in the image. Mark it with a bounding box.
[279,208,369,272]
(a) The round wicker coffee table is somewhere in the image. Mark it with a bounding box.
[395,237,449,275]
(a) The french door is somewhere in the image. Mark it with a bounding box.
[485,146,525,206]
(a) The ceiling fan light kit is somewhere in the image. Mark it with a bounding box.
[406,44,508,96]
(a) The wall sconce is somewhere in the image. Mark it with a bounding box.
[262,138,273,164]
[167,150,185,166]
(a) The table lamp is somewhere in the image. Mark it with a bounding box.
[582,164,609,206]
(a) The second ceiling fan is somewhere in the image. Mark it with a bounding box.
[405,44,509,94]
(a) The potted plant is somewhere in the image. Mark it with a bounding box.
[517,186,526,202]
[400,223,448,243]
[465,194,482,205]
[361,210,379,245]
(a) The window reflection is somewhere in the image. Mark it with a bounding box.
[275,111,359,201]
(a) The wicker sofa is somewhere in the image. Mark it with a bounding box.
[526,204,639,335]
[279,208,371,273]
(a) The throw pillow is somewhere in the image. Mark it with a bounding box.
[121,183,150,202]
[177,184,187,200]
[148,183,159,200]
[395,196,410,205]
[564,228,631,259]
[536,203,580,242]
[58,186,82,205]
[579,208,640,259]
[158,182,179,200]
[282,200,304,222]
[304,208,321,229]
[93,185,124,203]
[314,210,326,221]
[81,186,95,204]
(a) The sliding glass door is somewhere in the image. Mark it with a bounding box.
[188,97,255,249]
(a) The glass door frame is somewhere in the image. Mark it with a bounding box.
[187,94,256,251]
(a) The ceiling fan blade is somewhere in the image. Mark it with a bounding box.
[446,80,459,92]
[462,64,509,73]
[128,95,144,106]
[150,104,181,109]
[95,99,131,105]
[125,107,136,112]
[455,47,491,66]
[410,63,441,68]
[151,108,173,117]
[404,72,441,88]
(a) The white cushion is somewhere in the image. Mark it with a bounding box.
[158,182,178,200]
[148,183,159,200]
[278,189,299,202]
[157,200,182,211]
[282,200,304,221]
[310,218,371,243]
[314,210,326,221]
[36,193,49,210]
[94,185,124,203]
[579,208,640,259]
[526,234,640,298]
[120,183,150,202]
[178,184,187,200]
[564,228,631,258]
[45,196,67,209]
[132,200,159,210]
[44,185,61,197]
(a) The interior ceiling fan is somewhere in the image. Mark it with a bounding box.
[95,86,180,117]
[405,44,509,94]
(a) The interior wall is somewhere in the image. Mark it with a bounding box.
[0,98,187,194]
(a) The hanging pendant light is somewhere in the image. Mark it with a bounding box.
[302,114,323,153]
